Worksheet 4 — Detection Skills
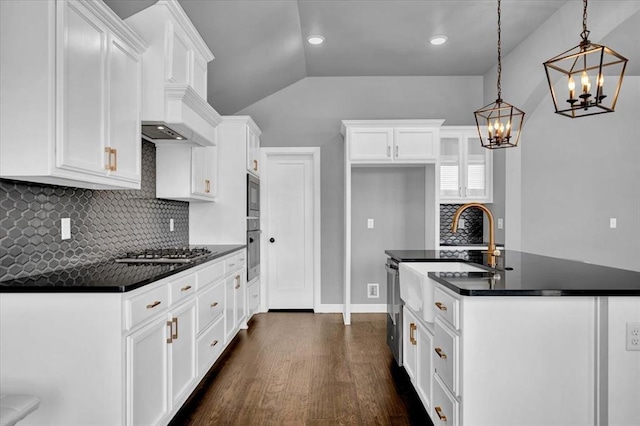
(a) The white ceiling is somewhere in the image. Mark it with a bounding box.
[104,0,639,115]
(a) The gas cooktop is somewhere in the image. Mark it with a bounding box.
[115,247,213,264]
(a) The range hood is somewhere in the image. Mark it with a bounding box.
[125,0,222,147]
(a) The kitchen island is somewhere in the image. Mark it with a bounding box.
[0,244,247,426]
[386,249,640,426]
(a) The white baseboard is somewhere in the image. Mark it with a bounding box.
[314,304,387,314]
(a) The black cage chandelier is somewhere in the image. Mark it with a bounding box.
[543,0,628,118]
[474,0,525,149]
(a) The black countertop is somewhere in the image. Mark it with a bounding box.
[385,249,640,296]
[0,245,246,293]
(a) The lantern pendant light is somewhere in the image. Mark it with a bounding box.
[543,0,628,118]
[474,0,525,149]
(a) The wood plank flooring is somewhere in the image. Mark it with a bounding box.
[170,312,432,426]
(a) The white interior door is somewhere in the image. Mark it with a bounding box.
[263,149,319,310]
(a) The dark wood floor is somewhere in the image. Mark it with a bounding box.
[170,312,432,426]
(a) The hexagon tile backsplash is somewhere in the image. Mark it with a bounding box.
[0,141,189,281]
[439,204,483,245]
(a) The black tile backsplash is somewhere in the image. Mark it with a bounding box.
[0,141,189,281]
[440,204,483,245]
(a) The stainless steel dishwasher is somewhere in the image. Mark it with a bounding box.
[386,258,402,366]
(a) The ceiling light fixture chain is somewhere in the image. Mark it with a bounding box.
[543,0,627,118]
[473,0,525,149]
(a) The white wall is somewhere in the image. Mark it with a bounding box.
[239,76,483,303]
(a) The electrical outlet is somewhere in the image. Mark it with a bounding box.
[61,218,71,240]
[498,218,504,230]
[627,322,640,351]
[458,218,466,229]
[170,218,175,232]
[367,218,374,229]
[610,218,617,229]
[367,283,379,298]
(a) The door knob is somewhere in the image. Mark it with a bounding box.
[269,238,275,243]
[249,238,254,243]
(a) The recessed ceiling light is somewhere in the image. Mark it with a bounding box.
[307,35,324,45]
[429,35,448,46]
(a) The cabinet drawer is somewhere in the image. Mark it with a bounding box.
[248,280,260,315]
[224,253,243,272]
[434,287,460,330]
[433,374,459,426]
[198,281,224,333]
[197,260,224,290]
[434,319,459,396]
[197,317,225,375]
[169,273,196,306]
[126,285,169,330]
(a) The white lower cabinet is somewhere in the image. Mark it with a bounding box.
[247,277,261,319]
[225,271,246,342]
[402,306,434,415]
[169,300,197,408]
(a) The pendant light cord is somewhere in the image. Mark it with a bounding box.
[580,0,590,43]
[496,0,502,101]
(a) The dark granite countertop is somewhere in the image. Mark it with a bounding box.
[385,249,640,296]
[0,245,246,293]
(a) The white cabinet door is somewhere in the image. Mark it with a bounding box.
[394,128,437,161]
[169,300,197,408]
[403,307,418,382]
[166,24,190,86]
[57,0,108,177]
[224,275,236,343]
[191,146,216,199]
[348,128,393,161]
[439,127,492,203]
[127,316,169,426]
[107,33,142,183]
[416,323,433,414]
[235,272,246,328]
[246,127,260,176]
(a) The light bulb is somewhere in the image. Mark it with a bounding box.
[581,71,591,93]
[568,75,576,99]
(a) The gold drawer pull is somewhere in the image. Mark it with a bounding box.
[104,147,117,171]
[205,179,211,193]
[211,301,219,308]
[253,159,258,171]
[210,340,219,347]
[435,302,448,311]
[146,300,161,309]
[434,347,447,359]
[235,274,241,289]
[228,263,235,267]
[180,285,192,292]
[172,317,178,339]
[435,406,447,422]
[409,323,417,345]
[166,321,173,344]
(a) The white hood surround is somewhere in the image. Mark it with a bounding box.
[125,0,222,147]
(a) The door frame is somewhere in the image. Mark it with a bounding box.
[260,147,321,312]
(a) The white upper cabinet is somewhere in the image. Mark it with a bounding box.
[342,120,444,163]
[439,126,493,203]
[246,122,262,176]
[125,0,222,147]
[0,0,146,190]
[156,144,217,202]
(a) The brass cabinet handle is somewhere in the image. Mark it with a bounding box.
[210,340,219,347]
[146,300,161,309]
[111,148,117,171]
[235,274,241,289]
[409,323,417,345]
[386,145,391,157]
[395,145,399,157]
[166,321,173,344]
[435,302,448,311]
[434,347,447,359]
[253,159,258,171]
[104,147,117,171]
[211,301,219,308]
[172,317,178,340]
[180,285,192,292]
[205,179,211,193]
[104,147,111,170]
[434,406,448,422]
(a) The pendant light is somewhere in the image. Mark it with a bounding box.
[474,0,525,149]
[543,0,628,118]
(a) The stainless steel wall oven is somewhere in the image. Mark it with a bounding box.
[247,174,260,218]
[247,216,260,282]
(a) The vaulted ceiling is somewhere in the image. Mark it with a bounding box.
[104,0,640,115]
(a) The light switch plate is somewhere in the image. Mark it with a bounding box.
[610,218,617,228]
[367,218,374,229]
[61,218,71,240]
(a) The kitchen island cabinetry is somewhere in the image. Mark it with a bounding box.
[402,306,434,416]
[0,0,147,190]
[0,246,246,426]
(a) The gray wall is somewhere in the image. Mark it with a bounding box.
[351,167,426,304]
[239,76,483,303]
[486,1,640,271]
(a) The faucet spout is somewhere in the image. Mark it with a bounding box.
[451,203,500,267]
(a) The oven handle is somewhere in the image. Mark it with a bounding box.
[385,263,399,273]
